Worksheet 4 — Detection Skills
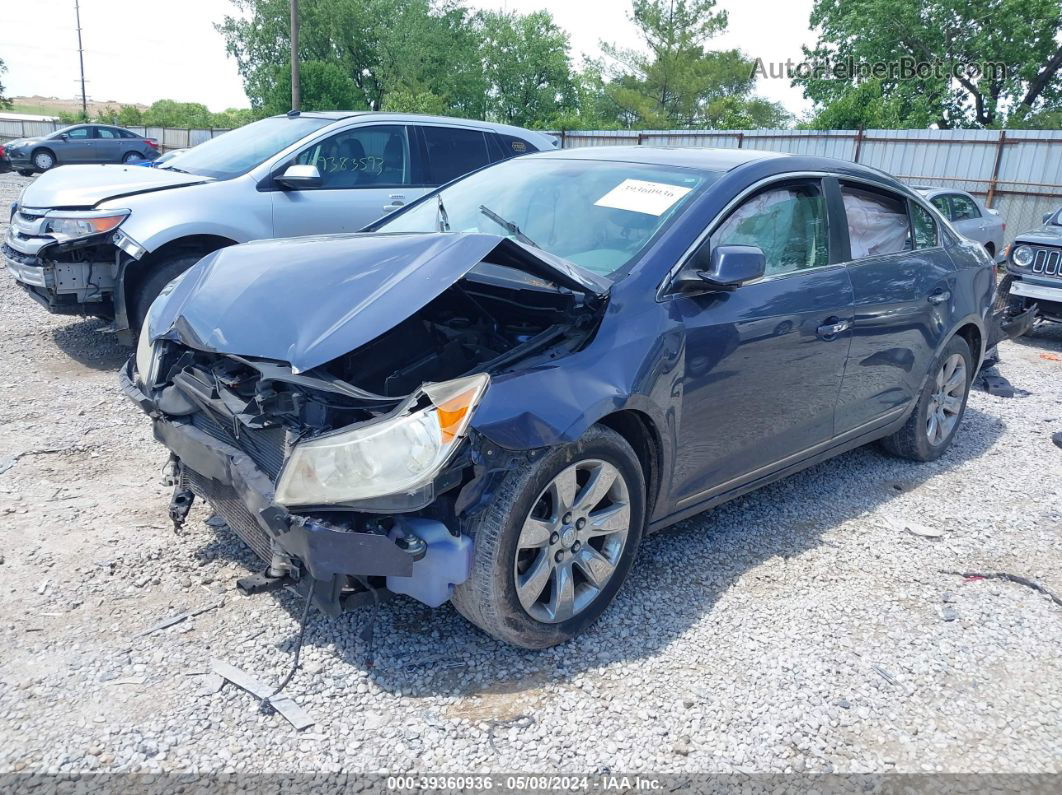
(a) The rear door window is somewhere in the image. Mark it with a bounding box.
[949,194,981,221]
[840,185,912,259]
[96,127,120,139]
[420,126,491,184]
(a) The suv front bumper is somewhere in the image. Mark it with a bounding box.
[4,228,118,315]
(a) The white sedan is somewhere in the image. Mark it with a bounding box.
[916,187,1006,260]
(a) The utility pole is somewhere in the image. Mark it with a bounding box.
[74,0,87,118]
[290,0,300,111]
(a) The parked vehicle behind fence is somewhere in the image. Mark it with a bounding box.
[3,111,557,343]
[124,146,1016,649]
[1001,206,1062,328]
[915,187,1005,260]
[3,123,160,174]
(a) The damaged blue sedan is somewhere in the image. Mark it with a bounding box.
[123,147,1001,648]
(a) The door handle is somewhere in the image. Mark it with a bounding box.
[816,317,851,340]
[383,194,405,213]
[927,290,951,305]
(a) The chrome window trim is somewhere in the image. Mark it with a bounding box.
[658,170,943,300]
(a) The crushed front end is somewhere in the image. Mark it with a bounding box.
[3,204,136,322]
[121,234,606,614]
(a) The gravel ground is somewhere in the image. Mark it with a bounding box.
[0,170,1060,776]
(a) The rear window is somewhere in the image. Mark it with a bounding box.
[421,126,491,184]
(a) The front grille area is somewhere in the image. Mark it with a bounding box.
[181,467,273,564]
[1030,246,1062,279]
[190,409,289,480]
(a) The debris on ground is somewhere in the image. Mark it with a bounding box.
[941,570,1062,608]
[135,600,224,638]
[210,659,315,730]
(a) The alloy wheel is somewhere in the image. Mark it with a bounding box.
[514,459,631,624]
[926,352,967,446]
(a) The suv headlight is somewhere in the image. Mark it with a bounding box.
[1011,245,1034,267]
[45,210,129,242]
[275,373,490,506]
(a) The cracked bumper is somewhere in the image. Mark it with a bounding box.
[4,239,118,313]
[119,361,415,590]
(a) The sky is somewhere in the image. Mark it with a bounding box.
[0,0,817,117]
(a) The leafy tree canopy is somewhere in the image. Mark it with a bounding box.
[797,0,1062,128]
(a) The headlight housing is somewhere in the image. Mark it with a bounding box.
[45,210,129,242]
[1011,245,1034,268]
[274,372,490,506]
[135,324,163,388]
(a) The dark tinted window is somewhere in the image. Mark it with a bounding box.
[841,185,912,258]
[421,126,490,184]
[495,133,537,158]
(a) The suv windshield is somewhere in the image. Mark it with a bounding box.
[377,157,713,277]
[161,116,334,179]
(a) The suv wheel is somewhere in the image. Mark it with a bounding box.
[32,149,56,171]
[129,253,203,336]
[451,424,645,649]
[881,336,973,461]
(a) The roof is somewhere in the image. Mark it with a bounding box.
[266,111,558,146]
[526,145,789,171]
[914,186,971,198]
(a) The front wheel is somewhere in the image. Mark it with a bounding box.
[451,425,645,649]
[880,336,973,461]
[128,253,204,336]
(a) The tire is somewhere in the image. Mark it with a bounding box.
[123,151,144,165]
[451,424,645,649]
[32,149,56,171]
[880,336,973,462]
[128,254,203,335]
[17,170,34,177]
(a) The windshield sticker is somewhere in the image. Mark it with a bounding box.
[594,179,693,216]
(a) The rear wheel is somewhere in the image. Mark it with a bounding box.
[451,424,645,649]
[32,149,56,171]
[880,336,973,461]
[128,254,203,336]
[123,151,144,165]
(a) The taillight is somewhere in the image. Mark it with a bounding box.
[0,145,5,158]
[146,139,159,149]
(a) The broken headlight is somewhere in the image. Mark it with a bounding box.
[274,373,490,506]
[135,324,163,388]
[45,209,129,242]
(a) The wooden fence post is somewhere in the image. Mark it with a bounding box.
[853,127,864,163]
[736,132,744,149]
[986,130,1007,209]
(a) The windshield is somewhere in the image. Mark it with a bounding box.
[377,157,713,277]
[161,116,334,179]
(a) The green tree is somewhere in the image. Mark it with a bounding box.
[797,0,1062,128]
[478,10,578,127]
[219,0,487,116]
[601,0,790,128]
[798,79,936,129]
[0,57,11,110]
[257,61,362,115]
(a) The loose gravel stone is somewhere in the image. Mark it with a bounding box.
[0,171,1060,774]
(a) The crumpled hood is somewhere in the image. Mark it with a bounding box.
[1014,223,1062,247]
[18,164,210,209]
[148,232,609,374]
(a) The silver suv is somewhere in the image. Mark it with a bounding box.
[3,111,556,343]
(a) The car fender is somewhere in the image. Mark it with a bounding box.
[99,175,270,254]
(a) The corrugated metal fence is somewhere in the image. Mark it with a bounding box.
[4,117,1059,243]
[552,128,1062,245]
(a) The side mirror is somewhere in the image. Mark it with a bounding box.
[673,244,766,293]
[58,133,68,141]
[275,164,322,190]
